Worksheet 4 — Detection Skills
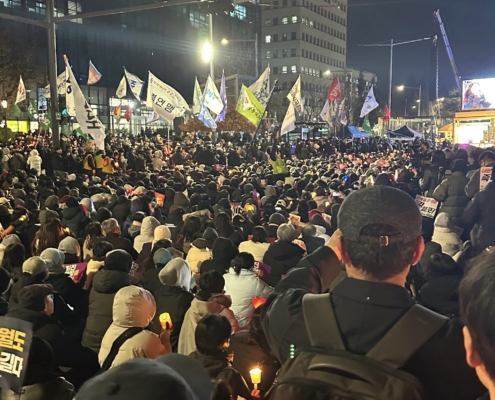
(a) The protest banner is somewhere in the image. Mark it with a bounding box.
[415,195,439,219]
[252,261,272,285]
[64,263,87,283]
[0,317,33,393]
[480,166,492,191]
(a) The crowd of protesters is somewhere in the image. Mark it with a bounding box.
[0,127,493,400]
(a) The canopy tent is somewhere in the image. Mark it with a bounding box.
[339,125,369,139]
[391,125,423,138]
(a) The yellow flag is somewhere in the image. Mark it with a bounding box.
[236,85,265,127]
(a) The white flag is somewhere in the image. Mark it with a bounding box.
[146,111,160,124]
[146,71,189,123]
[287,75,304,115]
[124,68,145,101]
[65,57,106,150]
[15,76,26,104]
[42,72,66,98]
[249,67,270,107]
[116,76,127,99]
[360,87,379,117]
[339,98,348,125]
[281,102,296,135]
[202,76,224,115]
[320,99,331,121]
[192,77,203,115]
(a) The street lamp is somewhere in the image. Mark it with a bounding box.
[397,85,422,117]
[324,69,331,78]
[1,100,7,142]
[221,34,259,77]
[202,42,212,62]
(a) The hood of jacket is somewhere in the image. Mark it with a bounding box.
[128,223,141,237]
[112,286,156,328]
[212,238,238,262]
[174,192,190,207]
[189,293,232,317]
[191,237,213,250]
[268,241,305,260]
[30,149,39,157]
[140,216,160,237]
[183,208,210,222]
[62,206,83,221]
[159,258,191,290]
[92,269,130,294]
[116,195,129,205]
[265,185,277,197]
[315,225,327,235]
[189,350,229,378]
[154,150,163,159]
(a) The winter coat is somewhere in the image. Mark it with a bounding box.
[200,238,239,276]
[432,225,463,257]
[419,241,442,270]
[61,206,91,239]
[108,196,131,227]
[419,275,462,316]
[302,236,325,255]
[134,217,160,253]
[315,225,331,243]
[98,286,167,368]
[189,350,252,400]
[169,193,192,215]
[186,238,213,274]
[152,151,164,171]
[224,268,273,329]
[178,292,240,355]
[229,330,281,392]
[82,269,130,353]
[27,150,43,175]
[94,234,138,260]
[432,171,470,226]
[238,240,271,263]
[263,241,305,287]
[465,161,495,198]
[421,164,443,197]
[45,273,85,312]
[1,377,75,400]
[463,181,495,252]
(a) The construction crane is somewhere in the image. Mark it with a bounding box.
[434,9,462,90]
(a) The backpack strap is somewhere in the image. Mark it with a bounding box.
[366,304,448,368]
[99,327,144,373]
[302,293,345,350]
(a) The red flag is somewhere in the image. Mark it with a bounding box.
[124,107,132,122]
[383,104,390,122]
[327,77,342,102]
[113,104,121,117]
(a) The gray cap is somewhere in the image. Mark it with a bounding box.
[22,257,48,276]
[338,186,422,246]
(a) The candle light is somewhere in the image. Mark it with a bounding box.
[250,368,262,390]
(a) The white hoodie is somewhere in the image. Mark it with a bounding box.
[27,149,42,176]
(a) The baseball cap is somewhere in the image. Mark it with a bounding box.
[76,358,196,400]
[338,186,422,246]
[22,257,48,277]
[18,284,54,312]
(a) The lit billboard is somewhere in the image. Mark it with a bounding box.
[462,78,495,111]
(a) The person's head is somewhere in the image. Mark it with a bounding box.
[460,251,495,392]
[153,248,173,268]
[424,253,463,281]
[451,159,468,175]
[251,226,268,244]
[1,242,26,273]
[431,150,446,167]
[179,216,202,241]
[230,252,255,275]
[18,284,54,315]
[104,249,133,273]
[479,151,495,167]
[199,270,225,294]
[22,256,48,281]
[159,258,191,290]
[277,223,297,243]
[195,314,232,355]
[35,218,66,254]
[301,224,317,238]
[375,173,392,186]
[154,225,171,242]
[96,207,113,223]
[337,186,424,282]
[421,217,435,243]
[93,241,114,261]
[58,236,81,258]
[40,248,65,275]
[102,218,120,236]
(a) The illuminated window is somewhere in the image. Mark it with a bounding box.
[282,17,288,24]
[282,66,288,74]
[291,65,297,73]
[265,35,271,43]
[189,11,208,28]
[230,4,246,21]
[266,51,271,59]
[291,15,297,23]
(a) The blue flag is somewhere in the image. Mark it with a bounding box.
[198,102,217,129]
[215,70,227,122]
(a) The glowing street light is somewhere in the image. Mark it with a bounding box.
[324,69,331,77]
[221,38,228,45]
[397,85,405,91]
[202,42,213,63]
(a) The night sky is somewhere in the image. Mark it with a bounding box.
[347,0,495,100]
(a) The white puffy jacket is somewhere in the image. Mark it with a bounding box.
[224,268,273,329]
[98,286,167,368]
[238,240,271,263]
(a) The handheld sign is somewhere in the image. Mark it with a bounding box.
[480,167,492,191]
[64,263,87,283]
[252,261,272,285]
[0,317,33,393]
[415,195,439,219]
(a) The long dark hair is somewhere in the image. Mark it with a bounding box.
[85,222,103,251]
[2,243,26,282]
[176,216,202,252]
[32,218,67,256]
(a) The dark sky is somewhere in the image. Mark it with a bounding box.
[347,0,495,100]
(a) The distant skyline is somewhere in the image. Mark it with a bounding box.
[346,0,495,100]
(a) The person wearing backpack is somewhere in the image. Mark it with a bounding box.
[261,186,485,400]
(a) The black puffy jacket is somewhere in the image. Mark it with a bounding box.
[61,206,91,239]
[108,196,131,226]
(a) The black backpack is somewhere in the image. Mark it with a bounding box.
[266,293,448,400]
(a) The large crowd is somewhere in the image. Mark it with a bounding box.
[0,128,493,400]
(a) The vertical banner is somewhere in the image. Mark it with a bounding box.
[0,317,33,393]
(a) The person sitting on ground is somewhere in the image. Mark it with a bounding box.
[134,216,160,253]
[179,270,239,356]
[200,237,239,276]
[432,212,463,257]
[301,224,325,255]
[98,286,172,369]
[58,236,82,264]
[224,252,272,329]
[81,222,104,262]
[85,241,114,291]
[238,226,271,263]
[186,227,218,276]
[94,218,138,260]
[189,315,256,400]
[137,225,172,264]
[141,248,173,294]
